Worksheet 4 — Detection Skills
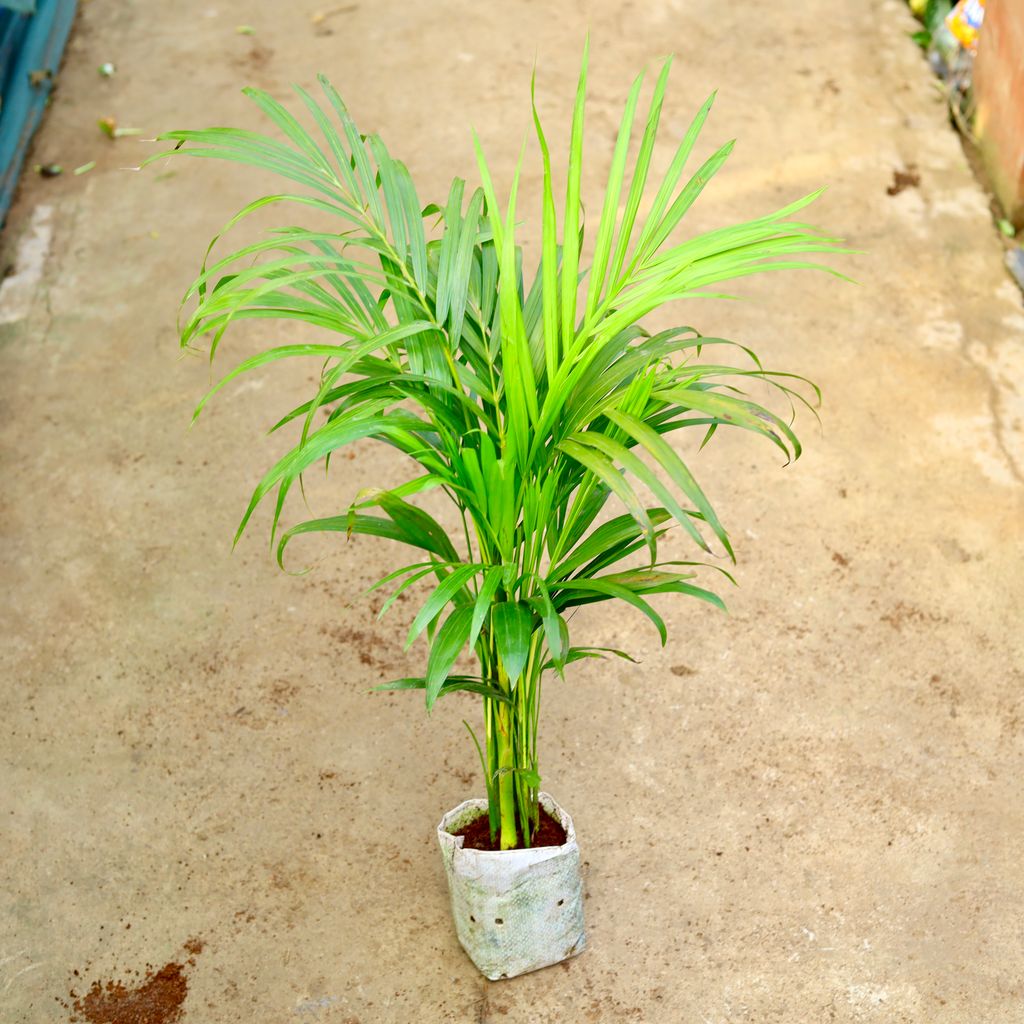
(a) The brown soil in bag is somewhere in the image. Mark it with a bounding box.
[454,806,567,851]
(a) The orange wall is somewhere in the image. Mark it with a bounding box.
[973,0,1024,226]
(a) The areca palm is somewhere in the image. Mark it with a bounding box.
[150,48,846,850]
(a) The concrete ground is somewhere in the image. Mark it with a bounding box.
[2,1,1022,1021]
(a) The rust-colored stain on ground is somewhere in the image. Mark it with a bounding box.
[886,163,921,195]
[64,939,203,1024]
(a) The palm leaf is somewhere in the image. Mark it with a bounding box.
[158,54,848,850]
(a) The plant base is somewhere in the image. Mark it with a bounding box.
[437,792,586,981]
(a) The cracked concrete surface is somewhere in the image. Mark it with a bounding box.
[1,1,1022,1022]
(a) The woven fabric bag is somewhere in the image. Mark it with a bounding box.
[437,792,586,980]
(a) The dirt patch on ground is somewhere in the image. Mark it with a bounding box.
[887,163,921,195]
[61,940,203,1024]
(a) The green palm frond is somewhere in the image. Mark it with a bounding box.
[151,57,849,849]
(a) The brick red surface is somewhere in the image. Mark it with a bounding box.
[973,0,1024,226]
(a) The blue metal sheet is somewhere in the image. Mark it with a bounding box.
[0,12,31,82]
[0,0,76,225]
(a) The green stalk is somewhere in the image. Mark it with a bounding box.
[495,681,518,850]
[514,666,531,847]
[485,700,498,842]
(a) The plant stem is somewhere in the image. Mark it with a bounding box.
[484,696,499,841]
[495,699,518,849]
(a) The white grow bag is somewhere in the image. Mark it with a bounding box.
[437,791,586,980]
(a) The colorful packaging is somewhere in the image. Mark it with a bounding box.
[946,0,986,52]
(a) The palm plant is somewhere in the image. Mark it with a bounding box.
[150,48,845,851]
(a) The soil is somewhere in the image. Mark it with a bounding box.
[886,163,921,195]
[63,940,203,1024]
[454,808,567,851]
[69,965,187,1024]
